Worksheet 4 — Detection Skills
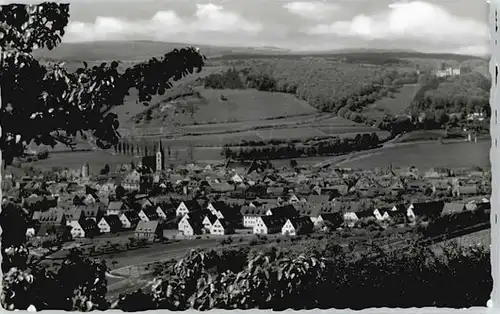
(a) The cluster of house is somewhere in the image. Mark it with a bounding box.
[3,161,490,242]
[28,196,172,242]
[174,191,490,237]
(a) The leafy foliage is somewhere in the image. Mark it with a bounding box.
[114,240,491,310]
[411,72,490,115]
[0,2,205,166]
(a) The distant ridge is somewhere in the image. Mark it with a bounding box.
[32,40,292,61]
[31,40,485,63]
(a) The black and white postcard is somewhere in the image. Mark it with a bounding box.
[0,0,494,312]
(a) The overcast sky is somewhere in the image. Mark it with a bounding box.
[2,0,491,55]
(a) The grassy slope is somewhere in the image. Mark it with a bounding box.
[363,84,419,119]
[132,87,318,127]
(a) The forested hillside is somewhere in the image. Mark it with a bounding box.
[203,60,419,125]
[410,72,490,115]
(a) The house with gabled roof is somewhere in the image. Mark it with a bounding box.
[139,207,159,222]
[135,220,161,242]
[122,170,141,191]
[97,215,122,233]
[38,207,66,226]
[202,212,219,231]
[373,207,391,221]
[316,212,343,229]
[155,205,168,220]
[265,204,300,219]
[207,201,224,216]
[70,219,99,238]
[240,205,268,228]
[82,203,106,222]
[83,193,98,205]
[253,215,286,235]
[207,201,240,222]
[73,195,85,206]
[176,200,202,217]
[120,211,141,229]
[64,207,85,229]
[138,197,154,209]
[287,193,300,204]
[178,212,204,236]
[282,216,314,236]
[407,201,445,221]
[342,202,362,227]
[107,201,128,216]
[230,173,244,184]
[210,218,235,235]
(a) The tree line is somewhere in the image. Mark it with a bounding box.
[221,133,381,161]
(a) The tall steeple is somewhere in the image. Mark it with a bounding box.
[157,136,163,153]
[155,137,164,172]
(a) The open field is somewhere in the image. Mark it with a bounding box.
[179,113,327,134]
[313,116,367,127]
[162,132,264,147]
[394,130,451,143]
[133,88,319,127]
[255,127,326,141]
[338,139,490,169]
[195,88,317,122]
[363,84,418,119]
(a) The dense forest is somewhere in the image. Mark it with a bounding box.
[410,72,490,116]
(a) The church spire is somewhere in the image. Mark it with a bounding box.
[158,136,163,153]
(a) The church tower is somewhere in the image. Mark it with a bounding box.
[156,137,164,172]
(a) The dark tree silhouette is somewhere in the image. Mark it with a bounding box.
[0,2,206,167]
[100,164,110,175]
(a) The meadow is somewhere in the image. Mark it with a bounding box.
[338,139,490,169]
[133,87,319,127]
[194,88,317,123]
[362,84,418,119]
[179,113,326,134]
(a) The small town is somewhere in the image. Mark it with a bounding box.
[0,0,494,311]
[3,139,491,246]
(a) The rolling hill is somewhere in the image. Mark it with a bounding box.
[32,40,292,61]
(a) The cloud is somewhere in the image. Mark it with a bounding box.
[283,1,340,20]
[65,3,262,43]
[308,1,488,46]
